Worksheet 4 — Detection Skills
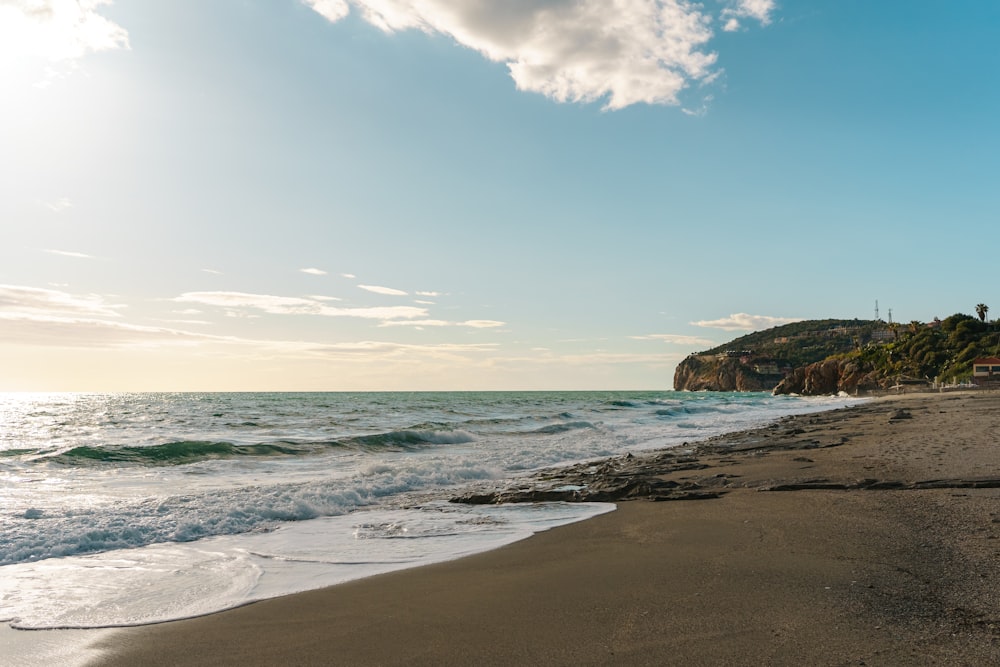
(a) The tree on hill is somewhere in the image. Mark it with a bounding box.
[976,303,989,322]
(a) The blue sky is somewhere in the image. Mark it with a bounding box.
[1,0,998,391]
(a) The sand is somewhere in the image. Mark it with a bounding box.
[91,392,1000,666]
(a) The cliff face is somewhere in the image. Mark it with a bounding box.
[772,359,888,396]
[675,354,896,395]
[673,355,781,392]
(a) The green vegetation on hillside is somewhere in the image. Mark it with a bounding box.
[696,313,1000,384]
[699,319,882,369]
[843,314,1000,382]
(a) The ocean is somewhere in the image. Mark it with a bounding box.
[0,390,854,634]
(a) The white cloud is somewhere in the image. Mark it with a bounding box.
[176,292,323,315]
[159,319,211,326]
[0,0,129,62]
[462,319,505,329]
[0,284,124,318]
[378,318,505,329]
[377,319,451,328]
[174,291,426,320]
[630,333,714,346]
[415,291,441,297]
[0,303,501,363]
[341,273,357,279]
[691,313,801,332]
[300,267,327,275]
[307,0,350,22]
[201,268,223,275]
[721,0,776,32]
[358,284,408,296]
[414,299,436,305]
[304,0,731,110]
[303,340,497,355]
[44,248,93,259]
[0,312,217,348]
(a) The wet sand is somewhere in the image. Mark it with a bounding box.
[93,392,1000,666]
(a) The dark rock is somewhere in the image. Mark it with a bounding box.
[673,355,780,392]
[773,358,889,396]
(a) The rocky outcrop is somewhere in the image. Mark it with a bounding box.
[772,358,889,396]
[674,353,907,396]
[673,355,782,392]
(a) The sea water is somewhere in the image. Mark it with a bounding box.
[0,391,854,634]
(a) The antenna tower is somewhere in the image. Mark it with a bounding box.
[875,300,879,321]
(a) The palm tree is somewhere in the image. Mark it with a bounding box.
[976,303,989,322]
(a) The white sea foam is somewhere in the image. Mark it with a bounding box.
[0,390,862,630]
[0,501,613,629]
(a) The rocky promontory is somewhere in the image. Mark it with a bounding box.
[671,315,988,395]
[671,319,874,393]
[771,358,887,395]
[672,355,782,392]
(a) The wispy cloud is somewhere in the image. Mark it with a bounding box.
[44,249,93,259]
[630,334,714,346]
[0,0,129,62]
[377,319,451,328]
[0,284,124,318]
[304,0,739,110]
[415,291,441,297]
[463,320,505,329]
[692,313,801,332]
[302,340,498,355]
[358,284,408,296]
[378,318,505,329]
[0,286,686,388]
[300,267,327,276]
[201,268,223,275]
[341,273,357,279]
[174,291,426,320]
[0,301,510,367]
[159,319,212,326]
[0,312,219,348]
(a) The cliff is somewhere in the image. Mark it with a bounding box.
[672,355,783,392]
[771,359,929,395]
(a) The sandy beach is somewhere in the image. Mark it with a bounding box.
[91,392,1000,666]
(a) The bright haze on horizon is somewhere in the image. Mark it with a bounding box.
[1,1,997,391]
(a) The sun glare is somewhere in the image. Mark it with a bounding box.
[0,1,128,63]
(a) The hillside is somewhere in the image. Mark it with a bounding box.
[673,319,882,391]
[674,314,1000,394]
[698,319,884,368]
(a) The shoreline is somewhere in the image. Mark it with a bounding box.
[73,392,1000,663]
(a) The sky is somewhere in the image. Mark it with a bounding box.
[1,0,998,391]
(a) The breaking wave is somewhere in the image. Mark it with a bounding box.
[33,429,476,467]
